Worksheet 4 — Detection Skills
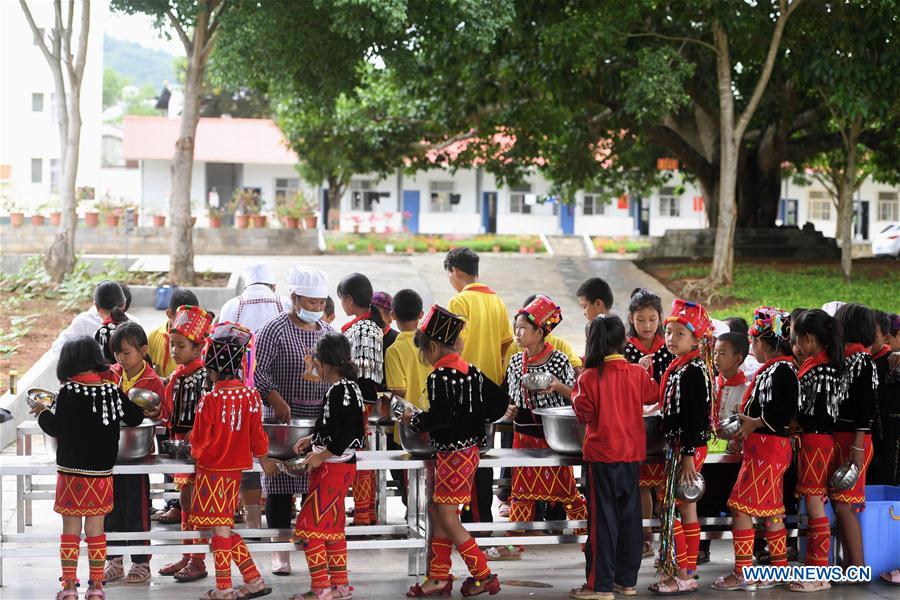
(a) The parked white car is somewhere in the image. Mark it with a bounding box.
[873,223,900,258]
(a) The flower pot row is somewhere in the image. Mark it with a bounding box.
[8,212,62,227]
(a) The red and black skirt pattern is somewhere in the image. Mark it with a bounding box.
[54,473,113,517]
[640,462,666,489]
[830,431,873,509]
[511,432,581,502]
[294,461,356,542]
[188,468,242,527]
[727,433,792,517]
[433,445,479,506]
[796,433,835,497]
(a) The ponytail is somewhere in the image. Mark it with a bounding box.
[794,309,844,376]
[367,303,386,329]
[93,280,128,323]
[109,305,128,324]
[584,315,626,376]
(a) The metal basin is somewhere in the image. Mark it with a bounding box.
[715,414,742,441]
[160,439,193,462]
[26,388,56,411]
[533,406,585,455]
[522,372,554,391]
[128,388,161,412]
[644,414,667,456]
[398,422,496,457]
[263,418,317,460]
[829,460,860,492]
[675,473,706,501]
[44,419,159,463]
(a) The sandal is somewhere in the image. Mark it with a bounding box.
[881,569,900,586]
[711,572,753,592]
[485,545,523,561]
[236,577,273,600]
[123,562,151,585]
[569,585,614,600]
[159,556,189,576]
[156,507,182,524]
[84,585,106,599]
[642,542,655,558]
[788,581,831,593]
[102,557,124,584]
[460,574,500,597]
[614,583,638,596]
[650,576,697,595]
[55,588,78,600]
[407,579,453,597]
[289,589,334,600]
[200,589,237,600]
[174,560,208,582]
[498,502,510,518]
[330,585,353,599]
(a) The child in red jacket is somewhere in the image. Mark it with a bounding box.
[573,315,658,599]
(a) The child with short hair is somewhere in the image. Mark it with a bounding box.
[373,291,398,352]
[576,278,613,321]
[714,332,750,422]
[403,305,507,597]
[32,336,145,600]
[571,315,658,600]
[148,288,199,379]
[189,322,276,600]
[103,322,166,585]
[323,296,336,325]
[158,305,214,581]
[291,333,366,600]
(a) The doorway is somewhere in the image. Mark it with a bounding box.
[482,192,497,233]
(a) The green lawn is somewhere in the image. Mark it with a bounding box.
[645,260,900,320]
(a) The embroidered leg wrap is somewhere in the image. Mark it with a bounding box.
[229,534,261,583]
[428,537,453,582]
[683,521,701,572]
[60,534,80,584]
[806,517,831,567]
[211,535,233,590]
[325,539,349,586]
[457,538,490,580]
[766,528,788,567]
[85,534,106,584]
[351,471,375,525]
[303,539,330,589]
[507,497,535,525]
[564,494,588,536]
[732,528,755,578]
[672,519,688,570]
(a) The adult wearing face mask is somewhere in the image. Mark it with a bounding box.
[253,266,334,575]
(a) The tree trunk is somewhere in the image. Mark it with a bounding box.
[697,177,720,230]
[737,145,782,228]
[839,118,861,283]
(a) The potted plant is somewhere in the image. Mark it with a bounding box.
[207,205,224,228]
[232,188,261,229]
[252,213,267,228]
[4,198,25,226]
[276,193,302,229]
[97,195,120,227]
[84,208,100,227]
[152,212,166,228]
[298,194,318,229]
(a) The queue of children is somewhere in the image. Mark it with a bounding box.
[33,254,900,600]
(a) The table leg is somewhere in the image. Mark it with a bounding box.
[15,432,24,534]
[376,429,388,525]
[24,435,32,527]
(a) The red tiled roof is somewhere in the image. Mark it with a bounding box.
[122,116,298,165]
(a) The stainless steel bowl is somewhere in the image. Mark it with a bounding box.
[279,455,310,478]
[26,388,56,411]
[716,414,742,441]
[398,422,496,457]
[160,439,194,462]
[829,460,860,492]
[44,418,159,463]
[533,406,585,455]
[263,418,317,459]
[675,473,706,501]
[128,388,161,412]
[644,414,667,456]
[522,372,554,391]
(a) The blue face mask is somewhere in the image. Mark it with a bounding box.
[297,308,323,323]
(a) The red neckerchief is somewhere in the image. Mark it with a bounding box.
[844,343,870,358]
[170,357,204,381]
[872,344,891,360]
[522,342,553,374]
[740,355,794,412]
[798,350,832,380]
[213,378,243,392]
[627,334,665,356]
[716,370,747,406]
[433,352,469,375]
[658,349,699,409]
[70,372,103,385]
[464,283,496,295]
[341,311,372,333]
[101,317,116,326]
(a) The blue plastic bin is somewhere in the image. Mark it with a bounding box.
[859,485,900,576]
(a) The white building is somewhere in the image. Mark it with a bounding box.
[0,1,105,214]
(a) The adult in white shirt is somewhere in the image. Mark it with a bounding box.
[50,284,142,355]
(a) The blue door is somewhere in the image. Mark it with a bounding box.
[560,200,575,234]
[402,190,420,234]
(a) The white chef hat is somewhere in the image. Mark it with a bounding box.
[821,301,846,316]
[711,319,730,338]
[287,267,328,298]
[245,263,277,286]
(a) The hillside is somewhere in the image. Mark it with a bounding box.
[103,34,176,89]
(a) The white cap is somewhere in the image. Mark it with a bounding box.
[287,267,328,298]
[245,263,276,286]
[711,319,730,338]
[821,301,846,316]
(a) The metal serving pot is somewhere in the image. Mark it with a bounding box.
[716,414,742,441]
[675,473,706,502]
[533,406,585,455]
[160,439,193,462]
[829,460,860,492]
[263,418,317,460]
[44,418,160,463]
[398,422,496,457]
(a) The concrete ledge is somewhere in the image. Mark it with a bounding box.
[124,262,242,310]
[639,226,841,260]
[0,350,59,449]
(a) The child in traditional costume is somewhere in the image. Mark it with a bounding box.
[831,303,878,570]
[572,315,658,600]
[32,336,146,600]
[337,273,385,527]
[189,322,275,600]
[403,305,507,597]
[93,280,129,363]
[491,294,585,561]
[786,308,844,592]
[713,307,799,591]
[159,305,215,581]
[647,299,715,595]
[291,333,366,600]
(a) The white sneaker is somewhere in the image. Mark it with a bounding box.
[271,551,292,575]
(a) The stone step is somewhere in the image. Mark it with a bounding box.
[546,235,587,257]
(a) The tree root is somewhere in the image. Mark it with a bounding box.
[682,277,726,305]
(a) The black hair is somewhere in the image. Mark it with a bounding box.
[57,336,109,381]
[337,273,385,328]
[413,329,454,355]
[324,296,335,317]
[119,283,133,313]
[443,247,479,277]
[793,309,844,375]
[835,302,876,347]
[724,317,749,336]
[583,315,626,374]
[576,277,613,311]
[626,288,664,338]
[891,313,900,336]
[314,333,357,380]
[755,324,793,356]
[522,294,537,307]
[716,331,749,361]
[169,288,199,313]
[109,321,149,354]
[873,310,890,340]
[94,280,127,324]
[790,307,807,326]
[393,289,424,322]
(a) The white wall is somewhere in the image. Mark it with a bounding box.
[98,166,141,205]
[242,163,316,211]
[139,159,205,217]
[786,178,900,241]
[404,168,481,234]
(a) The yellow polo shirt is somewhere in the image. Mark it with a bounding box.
[148,323,175,379]
[385,330,432,443]
[449,282,513,384]
[506,333,583,368]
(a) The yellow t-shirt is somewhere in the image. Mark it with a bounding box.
[148,323,175,379]
[449,282,513,384]
[385,329,432,443]
[506,333,583,369]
